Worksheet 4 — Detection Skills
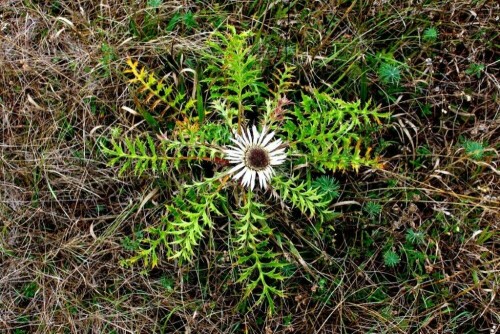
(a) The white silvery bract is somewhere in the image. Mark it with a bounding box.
[224,126,287,190]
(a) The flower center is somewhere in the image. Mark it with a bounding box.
[245,147,270,170]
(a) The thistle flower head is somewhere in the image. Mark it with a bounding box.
[224,126,287,190]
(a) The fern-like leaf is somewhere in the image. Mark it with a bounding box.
[125,58,196,117]
[272,176,332,221]
[237,243,288,315]
[284,92,389,173]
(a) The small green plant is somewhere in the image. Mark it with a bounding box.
[465,63,485,78]
[99,43,116,78]
[401,243,428,276]
[406,229,425,245]
[378,62,401,85]
[102,26,390,314]
[129,0,175,40]
[166,10,198,32]
[410,145,432,169]
[121,230,144,252]
[383,249,400,267]
[420,103,432,116]
[147,0,162,7]
[13,330,28,334]
[20,282,38,299]
[159,275,175,291]
[58,117,75,141]
[311,277,333,305]
[364,201,382,218]
[422,27,439,42]
[312,176,340,202]
[461,139,487,159]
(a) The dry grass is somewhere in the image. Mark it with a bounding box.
[0,2,183,332]
[1,1,498,333]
